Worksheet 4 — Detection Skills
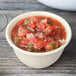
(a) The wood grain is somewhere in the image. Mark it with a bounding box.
[0,0,76,75]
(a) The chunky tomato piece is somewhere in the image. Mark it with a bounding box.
[21,39,28,45]
[39,23,47,30]
[46,43,52,50]
[44,25,57,35]
[45,41,59,50]
[29,17,37,24]
[50,25,57,36]
[30,37,38,44]
[35,39,46,49]
[17,19,24,25]
[29,37,46,49]
[31,38,46,49]
[29,24,36,29]
[18,26,28,37]
[43,26,51,35]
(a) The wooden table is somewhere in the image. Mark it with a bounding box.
[0,0,76,76]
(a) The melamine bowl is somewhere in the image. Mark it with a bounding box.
[6,11,72,68]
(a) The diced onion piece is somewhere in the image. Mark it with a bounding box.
[41,19,47,23]
[35,33,44,39]
[26,33,34,39]
[21,45,28,48]
[18,26,27,37]
[39,33,44,38]
[55,25,59,28]
[35,33,39,37]
[59,39,65,45]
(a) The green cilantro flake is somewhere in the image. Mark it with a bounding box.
[24,20,28,25]
[27,26,35,32]
[52,30,55,33]
[38,40,42,44]
[50,41,56,49]
[28,44,34,51]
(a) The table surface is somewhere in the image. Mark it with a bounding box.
[0,0,76,76]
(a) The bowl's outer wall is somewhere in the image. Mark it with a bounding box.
[14,48,64,68]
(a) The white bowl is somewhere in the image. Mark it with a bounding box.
[6,11,72,68]
[37,0,76,11]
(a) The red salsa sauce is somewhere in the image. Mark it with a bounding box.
[11,16,66,52]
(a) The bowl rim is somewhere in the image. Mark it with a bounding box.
[6,11,72,56]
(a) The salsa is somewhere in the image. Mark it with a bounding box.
[11,16,66,52]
